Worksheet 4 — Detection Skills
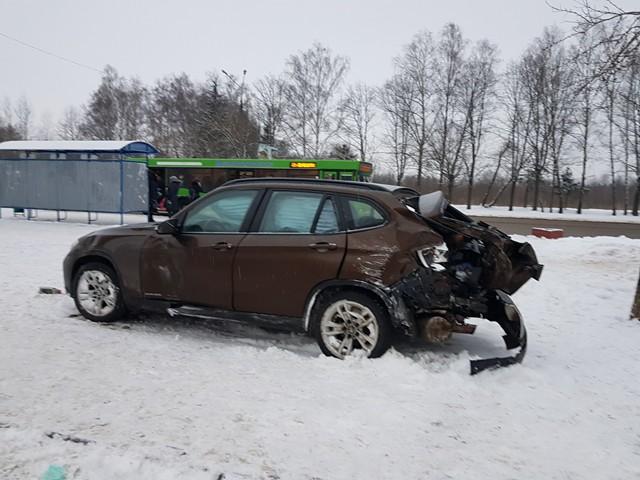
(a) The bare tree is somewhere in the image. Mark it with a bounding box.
[554,1,640,78]
[282,43,349,158]
[491,61,534,210]
[394,30,436,189]
[80,66,121,140]
[1,97,12,126]
[0,97,19,141]
[600,42,621,215]
[519,28,574,211]
[461,39,499,208]
[147,73,199,156]
[253,75,286,147]
[339,83,377,162]
[116,77,148,139]
[430,23,469,197]
[196,73,259,158]
[14,95,32,140]
[618,52,640,214]
[570,33,601,214]
[380,76,412,184]
[57,106,83,140]
[35,111,55,140]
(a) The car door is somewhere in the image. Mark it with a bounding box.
[233,190,346,317]
[141,188,261,309]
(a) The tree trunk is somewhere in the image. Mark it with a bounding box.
[610,120,617,216]
[608,95,617,216]
[578,133,588,214]
[448,176,455,200]
[508,178,517,211]
[633,177,640,216]
[416,145,424,190]
[466,156,476,210]
[532,169,541,211]
[631,269,640,320]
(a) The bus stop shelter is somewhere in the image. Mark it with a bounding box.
[0,140,158,224]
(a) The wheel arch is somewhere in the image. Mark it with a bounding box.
[302,279,415,335]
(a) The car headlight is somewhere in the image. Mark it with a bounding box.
[417,243,448,271]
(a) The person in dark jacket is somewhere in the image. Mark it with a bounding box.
[167,176,182,216]
[189,179,204,203]
[147,169,160,222]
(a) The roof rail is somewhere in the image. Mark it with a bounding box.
[222,177,391,192]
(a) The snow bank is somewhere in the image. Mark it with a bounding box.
[1,217,640,479]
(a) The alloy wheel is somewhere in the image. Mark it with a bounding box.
[76,270,118,317]
[320,300,380,358]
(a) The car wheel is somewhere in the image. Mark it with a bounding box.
[73,262,126,322]
[311,291,391,359]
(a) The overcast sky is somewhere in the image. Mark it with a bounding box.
[0,0,635,125]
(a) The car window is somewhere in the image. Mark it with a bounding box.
[183,189,258,233]
[347,198,386,230]
[259,191,325,233]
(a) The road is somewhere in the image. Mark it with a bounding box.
[470,215,640,238]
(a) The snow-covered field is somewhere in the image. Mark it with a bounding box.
[2,215,640,479]
[454,204,640,224]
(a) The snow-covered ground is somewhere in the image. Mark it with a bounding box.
[1,215,640,479]
[453,204,640,223]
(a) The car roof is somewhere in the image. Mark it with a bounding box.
[222,177,419,196]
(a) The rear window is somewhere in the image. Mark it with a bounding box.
[346,198,386,230]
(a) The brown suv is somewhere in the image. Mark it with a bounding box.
[63,178,542,373]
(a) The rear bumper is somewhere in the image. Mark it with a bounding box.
[470,290,527,375]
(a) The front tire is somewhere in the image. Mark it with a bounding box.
[73,262,126,322]
[311,291,391,359]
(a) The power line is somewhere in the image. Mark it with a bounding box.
[0,30,103,74]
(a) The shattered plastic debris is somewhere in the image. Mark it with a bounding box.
[41,465,66,480]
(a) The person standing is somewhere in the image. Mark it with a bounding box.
[147,169,160,222]
[189,178,204,203]
[167,176,182,216]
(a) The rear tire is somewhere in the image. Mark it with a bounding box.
[310,291,391,359]
[72,262,126,323]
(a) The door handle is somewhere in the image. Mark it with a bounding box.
[309,242,337,251]
[212,241,233,251]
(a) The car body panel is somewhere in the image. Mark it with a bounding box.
[140,232,245,309]
[233,232,347,316]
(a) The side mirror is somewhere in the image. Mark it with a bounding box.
[156,219,179,235]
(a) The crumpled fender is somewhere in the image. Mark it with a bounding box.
[470,290,527,375]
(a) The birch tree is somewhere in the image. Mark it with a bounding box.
[394,31,435,188]
[461,39,499,208]
[253,75,286,147]
[380,76,412,184]
[430,23,469,197]
[339,83,377,162]
[282,43,349,158]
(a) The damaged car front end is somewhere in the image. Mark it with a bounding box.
[390,191,542,374]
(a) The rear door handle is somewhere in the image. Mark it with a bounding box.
[212,241,233,251]
[309,242,337,251]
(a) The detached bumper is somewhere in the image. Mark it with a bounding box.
[470,290,527,375]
